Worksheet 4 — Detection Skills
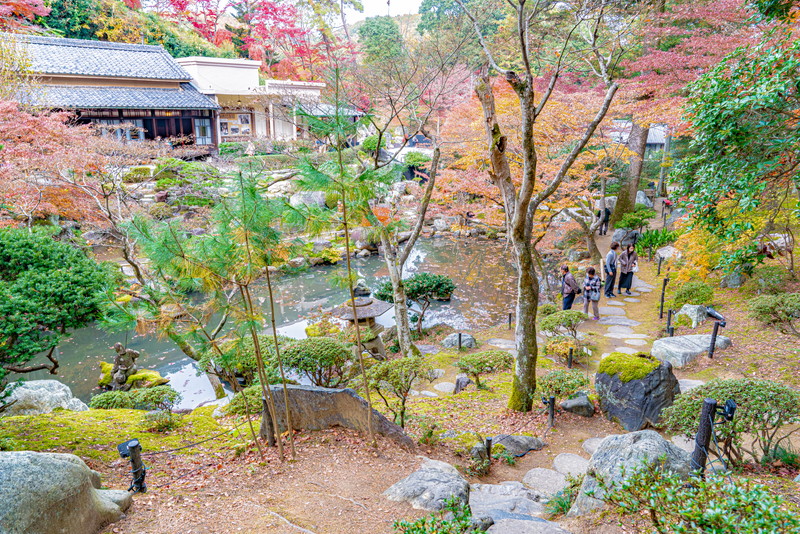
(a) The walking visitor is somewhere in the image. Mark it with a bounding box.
[560,264,580,310]
[583,267,601,320]
[604,242,620,298]
[597,206,611,235]
[618,244,639,295]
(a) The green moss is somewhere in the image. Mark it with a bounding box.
[598,352,660,382]
[98,361,113,387]
[0,409,239,461]
[126,368,169,388]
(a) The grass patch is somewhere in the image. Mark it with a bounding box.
[598,352,660,382]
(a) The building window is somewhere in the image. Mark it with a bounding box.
[194,118,212,145]
[155,110,181,117]
[91,119,145,142]
[122,109,151,117]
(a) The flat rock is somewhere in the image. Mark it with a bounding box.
[487,518,574,533]
[651,335,732,368]
[522,468,567,501]
[469,481,545,522]
[494,435,545,457]
[433,382,455,394]
[623,297,641,303]
[598,307,626,316]
[624,339,648,346]
[420,391,439,397]
[675,304,708,329]
[582,437,609,456]
[678,379,705,393]
[605,300,626,306]
[609,346,639,355]
[604,333,649,339]
[553,453,589,477]
[607,326,634,334]
[384,458,469,511]
[637,288,653,293]
[416,344,439,355]
[486,338,516,349]
[598,317,641,327]
[632,279,655,290]
[671,435,694,453]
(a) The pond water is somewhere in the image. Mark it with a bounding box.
[21,238,519,409]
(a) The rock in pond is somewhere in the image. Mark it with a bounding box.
[651,334,732,368]
[560,395,595,418]
[442,333,477,349]
[595,352,679,431]
[384,458,469,511]
[1,380,88,417]
[567,430,691,517]
[0,451,132,534]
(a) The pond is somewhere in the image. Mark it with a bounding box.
[21,237,518,409]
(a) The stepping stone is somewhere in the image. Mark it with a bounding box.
[607,325,634,334]
[417,344,439,354]
[598,306,626,316]
[603,333,649,339]
[434,382,455,394]
[487,338,516,350]
[522,468,567,501]
[623,298,641,303]
[469,481,545,522]
[605,300,626,306]
[637,288,653,293]
[624,339,648,346]
[605,346,639,355]
[582,437,610,456]
[599,317,641,326]
[430,369,446,380]
[553,453,589,477]
[678,379,705,393]
[420,391,439,398]
[651,334,732,368]
[487,518,573,534]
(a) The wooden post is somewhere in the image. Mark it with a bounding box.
[457,333,462,350]
[708,321,721,359]
[128,439,146,493]
[485,437,493,462]
[659,277,669,320]
[657,256,664,276]
[567,347,573,369]
[508,312,513,330]
[691,399,717,477]
[547,396,555,429]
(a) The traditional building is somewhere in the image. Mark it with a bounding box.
[15,34,220,152]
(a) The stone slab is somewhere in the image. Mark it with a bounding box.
[522,468,567,501]
[487,518,574,534]
[486,338,516,350]
[433,382,455,394]
[598,307,627,316]
[469,481,544,522]
[605,300,626,306]
[582,437,611,456]
[678,379,705,393]
[553,453,589,477]
[651,335,732,368]
[624,339,648,346]
[604,333,649,339]
[623,298,641,303]
[606,325,635,334]
[598,317,641,327]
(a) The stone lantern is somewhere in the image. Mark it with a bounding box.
[332,297,392,359]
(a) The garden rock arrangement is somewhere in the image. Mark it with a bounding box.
[257,385,414,449]
[567,430,692,518]
[522,468,567,501]
[1,380,88,417]
[487,518,574,533]
[469,481,544,522]
[655,245,682,262]
[560,394,595,418]
[674,304,708,328]
[0,451,132,534]
[651,334,732,368]
[493,434,545,457]
[384,458,469,511]
[442,332,478,349]
[553,453,589,477]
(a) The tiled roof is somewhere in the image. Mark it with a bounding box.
[11,34,192,80]
[25,83,220,110]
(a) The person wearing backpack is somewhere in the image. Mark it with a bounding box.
[583,266,602,320]
[560,264,581,310]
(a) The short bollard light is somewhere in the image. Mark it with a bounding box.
[118,438,147,493]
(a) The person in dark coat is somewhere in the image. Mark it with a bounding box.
[604,242,620,298]
[560,264,580,310]
[618,244,638,295]
[583,266,602,319]
[596,206,612,235]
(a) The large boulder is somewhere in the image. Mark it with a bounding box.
[311,238,332,254]
[289,191,327,208]
[594,196,617,212]
[258,385,414,450]
[665,207,686,228]
[655,245,682,262]
[384,458,469,511]
[493,434,545,457]
[0,451,132,534]
[442,333,477,349]
[635,190,653,208]
[567,430,692,517]
[595,353,679,431]
[469,481,544,522]
[610,228,639,247]
[522,468,567,502]
[552,453,589,477]
[674,304,708,329]
[1,381,88,417]
[560,394,594,418]
[651,334,732,369]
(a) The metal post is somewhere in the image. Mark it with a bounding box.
[657,256,664,276]
[662,209,667,227]
[567,347,573,369]
[457,333,462,350]
[666,308,673,333]
[691,399,717,477]
[128,439,146,493]
[668,325,675,337]
[508,312,513,330]
[659,277,669,320]
[708,321,720,359]
[547,396,555,428]
[649,246,653,262]
[485,437,493,462]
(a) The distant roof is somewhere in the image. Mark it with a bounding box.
[10,34,192,80]
[299,102,363,117]
[24,83,220,110]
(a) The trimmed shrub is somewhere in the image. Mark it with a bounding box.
[661,378,800,464]
[122,167,151,183]
[225,385,261,416]
[141,410,182,432]
[282,337,352,388]
[361,134,387,153]
[130,385,182,411]
[538,369,589,400]
[455,350,513,388]
[538,303,558,317]
[597,352,660,382]
[404,151,431,168]
[671,280,714,308]
[744,265,791,295]
[748,293,800,336]
[543,336,583,365]
[539,310,587,340]
[148,202,173,220]
[89,390,135,410]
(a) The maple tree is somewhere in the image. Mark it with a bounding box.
[0,0,48,31]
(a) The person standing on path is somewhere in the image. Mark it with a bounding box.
[596,206,611,235]
[604,242,620,298]
[583,267,601,320]
[618,244,639,295]
[560,264,580,310]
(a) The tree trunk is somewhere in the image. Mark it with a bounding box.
[657,128,671,197]
[508,239,540,411]
[610,122,649,227]
[382,245,416,357]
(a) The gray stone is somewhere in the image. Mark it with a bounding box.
[469,481,544,522]
[442,333,477,349]
[522,468,567,501]
[567,430,692,517]
[258,385,414,450]
[493,434,545,457]
[311,238,332,254]
[605,300,626,306]
[720,272,745,289]
[487,518,573,534]
[636,190,654,208]
[671,435,694,453]
[567,249,590,262]
[486,338,516,350]
[1,380,88,417]
[656,245,682,262]
[0,451,132,534]
[384,458,469,511]
[582,437,610,456]
[594,196,617,212]
[289,191,326,208]
[666,208,687,228]
[356,249,372,258]
[560,395,595,418]
[553,453,589,477]
[430,369,446,380]
[623,297,641,303]
[794,474,800,483]
[420,391,438,397]
[433,382,456,394]
[287,257,306,268]
[625,339,648,346]
[598,306,626,316]
[611,228,639,246]
[603,333,648,339]
[353,278,371,297]
[651,334,732,368]
[678,379,705,393]
[607,326,634,334]
[598,317,641,327]
[454,375,473,394]
[433,219,450,232]
[675,304,708,329]
[595,359,680,431]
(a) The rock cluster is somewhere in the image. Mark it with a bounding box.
[1,381,88,417]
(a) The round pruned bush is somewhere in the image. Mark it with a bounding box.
[661,378,800,464]
[141,410,183,433]
[282,337,352,388]
[538,303,558,317]
[200,335,287,387]
[130,385,182,412]
[89,390,135,410]
[361,134,387,153]
[543,336,587,365]
[539,310,587,341]
[670,280,714,309]
[749,293,800,337]
[538,369,589,401]
[225,385,261,416]
[455,350,514,389]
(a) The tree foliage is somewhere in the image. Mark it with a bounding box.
[357,16,403,62]
[455,349,513,388]
[281,337,352,388]
[374,273,456,334]
[366,355,431,428]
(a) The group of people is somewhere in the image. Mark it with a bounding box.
[560,241,639,319]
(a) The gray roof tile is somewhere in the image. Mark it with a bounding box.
[12,34,192,80]
[26,83,220,110]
